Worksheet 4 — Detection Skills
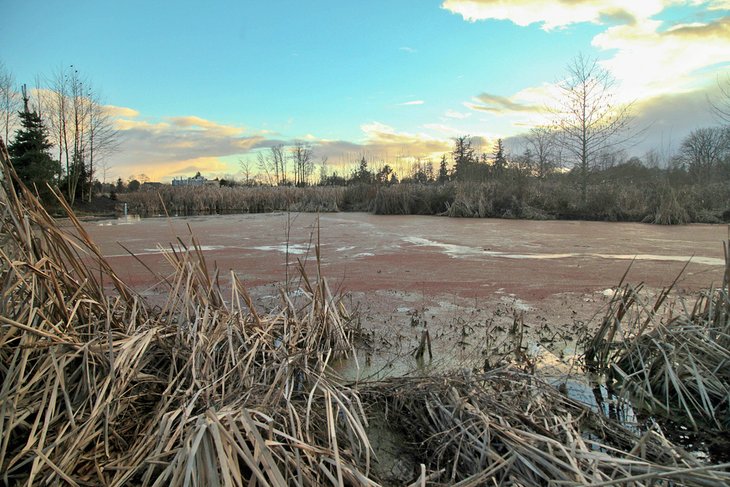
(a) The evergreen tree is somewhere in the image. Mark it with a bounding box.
[8,87,59,200]
[492,138,507,175]
[452,135,476,181]
[352,156,373,184]
[438,154,450,183]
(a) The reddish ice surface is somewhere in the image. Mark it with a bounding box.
[81,212,728,372]
[84,212,726,296]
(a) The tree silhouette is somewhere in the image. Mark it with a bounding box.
[8,86,59,201]
[552,54,635,203]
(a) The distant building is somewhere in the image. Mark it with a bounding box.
[172,172,208,187]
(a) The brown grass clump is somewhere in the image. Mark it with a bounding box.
[587,254,730,431]
[0,141,370,485]
[361,370,730,485]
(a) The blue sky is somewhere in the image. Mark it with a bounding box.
[2,1,729,181]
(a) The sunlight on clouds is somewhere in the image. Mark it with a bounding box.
[465,93,543,113]
[114,119,170,131]
[103,105,140,118]
[594,16,730,100]
[168,116,245,137]
[442,0,667,30]
[109,110,266,181]
[448,0,730,143]
[122,157,231,182]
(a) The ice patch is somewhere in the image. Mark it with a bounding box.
[252,243,311,255]
[401,237,724,266]
[142,245,224,253]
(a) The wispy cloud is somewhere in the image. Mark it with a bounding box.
[399,46,417,53]
[444,109,471,119]
[397,100,425,106]
[168,115,246,137]
[103,105,140,118]
[465,93,542,114]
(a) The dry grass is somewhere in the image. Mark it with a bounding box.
[361,369,730,486]
[121,184,344,216]
[3,139,730,485]
[586,254,730,431]
[0,142,370,485]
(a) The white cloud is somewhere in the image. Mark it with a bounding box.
[397,100,425,106]
[444,109,471,119]
[103,105,140,118]
[441,0,668,30]
[447,0,730,150]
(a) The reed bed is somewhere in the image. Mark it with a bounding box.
[3,138,730,486]
[586,254,730,431]
[121,184,345,216]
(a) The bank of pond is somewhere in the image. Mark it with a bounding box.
[118,178,730,225]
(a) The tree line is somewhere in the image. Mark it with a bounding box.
[0,61,118,206]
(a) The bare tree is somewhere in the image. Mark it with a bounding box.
[85,83,119,201]
[552,54,635,202]
[710,75,730,124]
[0,61,19,144]
[44,66,118,203]
[271,144,287,184]
[47,66,71,181]
[239,157,253,185]
[292,142,314,186]
[525,126,558,178]
[679,126,729,183]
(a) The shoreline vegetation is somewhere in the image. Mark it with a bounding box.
[117,172,730,225]
[3,133,730,485]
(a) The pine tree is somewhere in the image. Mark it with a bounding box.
[438,154,449,183]
[492,138,507,175]
[8,87,59,200]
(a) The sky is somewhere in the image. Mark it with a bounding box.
[2,0,730,182]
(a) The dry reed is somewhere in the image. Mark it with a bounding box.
[586,253,730,431]
[0,140,370,485]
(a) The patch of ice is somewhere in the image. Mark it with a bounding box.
[252,243,311,255]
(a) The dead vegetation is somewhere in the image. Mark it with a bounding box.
[120,184,344,216]
[360,370,730,486]
[2,139,730,485]
[586,252,730,433]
